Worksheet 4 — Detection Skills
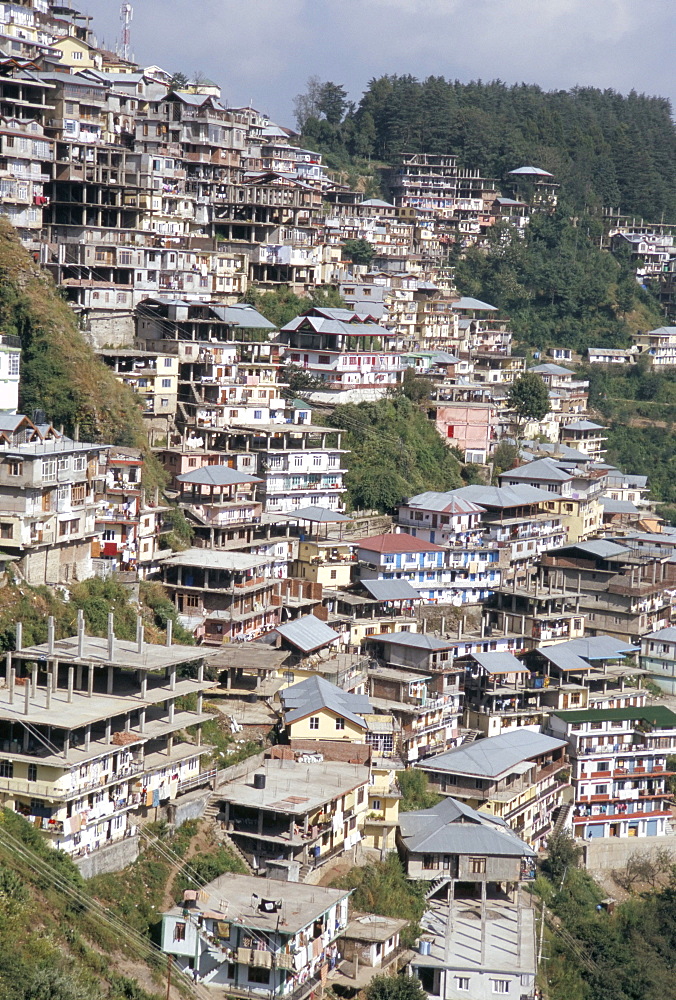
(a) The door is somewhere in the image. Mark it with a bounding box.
[646,820,658,837]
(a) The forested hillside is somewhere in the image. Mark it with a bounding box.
[300,77,676,221]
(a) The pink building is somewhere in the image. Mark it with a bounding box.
[432,402,497,463]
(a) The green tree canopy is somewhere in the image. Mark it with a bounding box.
[365,975,428,1000]
[507,371,551,428]
[341,238,374,266]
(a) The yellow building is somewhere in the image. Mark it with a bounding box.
[363,763,401,853]
[292,539,355,588]
[52,35,103,71]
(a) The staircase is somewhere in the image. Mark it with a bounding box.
[202,794,255,874]
[460,729,481,745]
[425,875,451,900]
[552,801,572,837]
[298,862,312,883]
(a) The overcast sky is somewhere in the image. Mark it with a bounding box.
[82,0,676,126]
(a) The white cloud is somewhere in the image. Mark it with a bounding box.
[83,0,676,122]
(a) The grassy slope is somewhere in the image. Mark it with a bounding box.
[0,219,166,491]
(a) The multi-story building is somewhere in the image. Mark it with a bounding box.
[97,348,179,443]
[213,756,371,873]
[499,457,604,543]
[355,532,449,602]
[448,485,567,587]
[1,616,217,863]
[402,798,537,1000]
[0,333,21,413]
[559,419,607,461]
[397,492,502,604]
[539,538,676,642]
[415,729,569,850]
[161,872,349,994]
[640,626,676,695]
[0,414,108,585]
[547,705,676,840]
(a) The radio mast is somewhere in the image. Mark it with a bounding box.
[120,3,133,61]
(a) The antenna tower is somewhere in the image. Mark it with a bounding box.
[120,3,133,61]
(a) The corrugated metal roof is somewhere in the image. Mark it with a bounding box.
[176,466,262,486]
[539,645,593,673]
[282,507,352,523]
[528,364,575,375]
[361,579,421,601]
[211,304,276,330]
[470,651,529,674]
[280,675,372,727]
[552,705,676,726]
[562,636,639,659]
[600,498,639,514]
[275,615,339,653]
[508,165,553,177]
[449,483,554,507]
[644,626,676,641]
[399,796,533,857]
[368,631,454,651]
[416,730,566,778]
[405,491,485,514]
[501,459,573,483]
[451,297,498,311]
[563,420,605,431]
[562,539,629,559]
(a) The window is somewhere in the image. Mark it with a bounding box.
[469,857,486,874]
[254,410,262,420]
[248,968,270,985]
[335,717,345,730]
[0,523,11,539]
[491,981,510,995]
[71,484,86,506]
[456,978,470,992]
[309,716,319,730]
[594,785,608,795]
[173,922,186,942]
[28,763,37,782]
[7,460,22,477]
[185,595,199,608]
[0,760,13,778]
[8,355,19,377]
[164,357,172,367]
[371,799,381,811]
[161,378,172,388]
[42,458,56,482]
[318,355,330,365]
[357,787,365,805]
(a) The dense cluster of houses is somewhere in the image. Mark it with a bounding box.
[2,4,676,1000]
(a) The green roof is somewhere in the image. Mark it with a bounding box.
[552,705,676,726]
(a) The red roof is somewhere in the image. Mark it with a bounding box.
[354,532,445,554]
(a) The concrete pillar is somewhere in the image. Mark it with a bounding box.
[170,664,176,691]
[76,664,83,689]
[197,692,203,714]
[84,725,91,749]
[6,653,12,704]
[167,734,173,754]
[87,663,94,697]
[67,666,74,704]
[198,661,204,683]
[107,664,114,695]
[168,699,175,723]
[63,731,70,761]
[107,611,115,661]
[46,680,51,710]
[105,718,112,742]
[14,621,22,652]
[139,708,146,734]
[166,618,173,646]
[51,659,58,691]
[47,616,55,655]
[23,678,29,716]
[31,663,37,699]
[141,675,147,699]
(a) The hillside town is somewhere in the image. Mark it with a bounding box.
[1,3,676,1000]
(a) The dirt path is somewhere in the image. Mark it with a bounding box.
[159,820,214,911]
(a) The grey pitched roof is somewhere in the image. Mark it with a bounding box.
[275,615,339,653]
[282,507,352,523]
[449,483,554,508]
[451,297,498,311]
[508,165,554,177]
[528,364,575,375]
[469,651,529,674]
[361,579,422,601]
[176,466,262,486]
[539,645,594,674]
[605,473,648,488]
[562,420,605,431]
[211,304,276,330]
[644,627,676,641]
[600,498,639,514]
[399,796,534,857]
[367,631,455,651]
[404,491,485,515]
[559,539,629,559]
[280,675,372,728]
[501,459,573,483]
[558,636,639,659]
[416,730,566,779]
